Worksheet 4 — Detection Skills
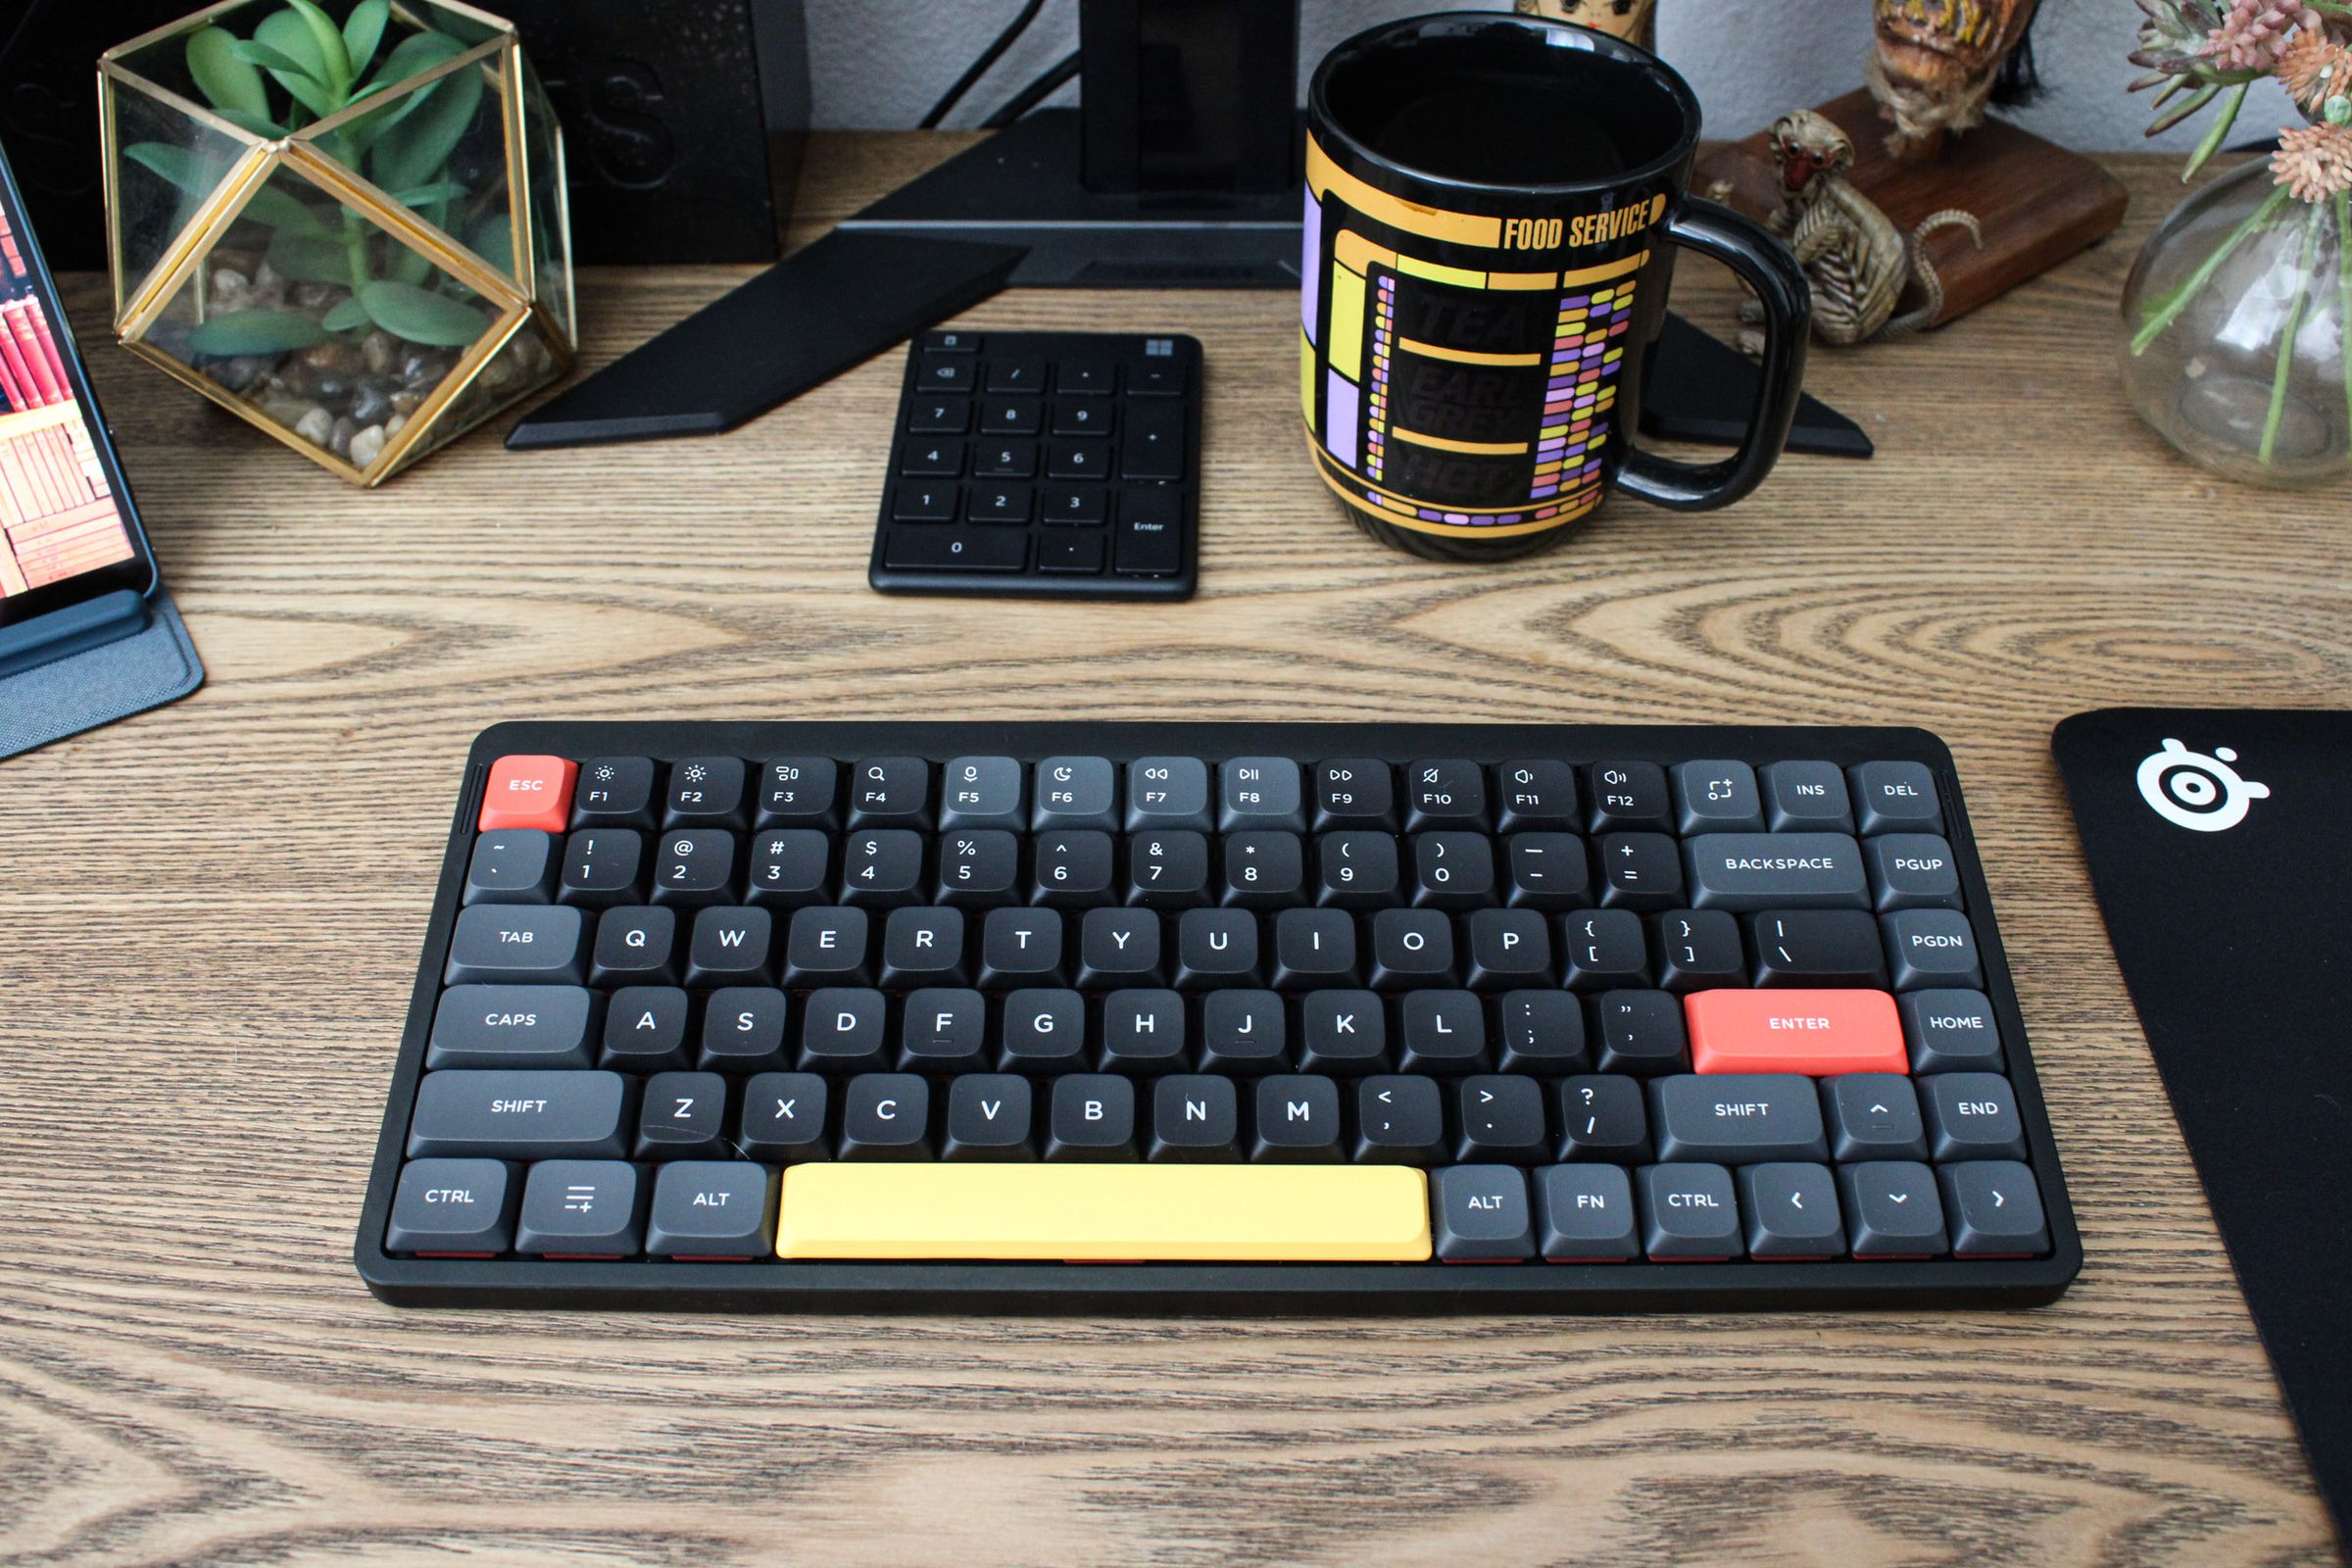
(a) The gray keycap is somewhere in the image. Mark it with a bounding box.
[1899,989,2004,1073]
[1673,760,1763,833]
[940,757,1025,830]
[1737,1161,1844,1257]
[1938,1159,2050,1256]
[427,985,598,1069]
[646,1160,776,1257]
[406,1069,632,1158]
[444,904,587,985]
[1850,760,1942,834]
[1838,1160,1948,1255]
[1682,832,1868,910]
[1821,1073,1927,1160]
[1432,1164,1535,1260]
[1650,1073,1827,1163]
[1032,756,1117,830]
[1866,834,1962,911]
[385,1158,514,1252]
[739,1071,830,1161]
[514,1159,645,1255]
[1126,757,1213,830]
[1760,760,1853,831]
[1883,907,1983,989]
[1220,757,1305,830]
[465,829,559,904]
[1639,1163,1742,1257]
[1534,1164,1640,1259]
[1920,1071,2027,1160]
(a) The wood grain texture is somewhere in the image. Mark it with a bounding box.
[2,137,2346,1567]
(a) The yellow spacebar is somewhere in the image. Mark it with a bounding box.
[775,1163,1433,1261]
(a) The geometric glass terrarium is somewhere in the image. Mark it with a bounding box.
[99,0,573,484]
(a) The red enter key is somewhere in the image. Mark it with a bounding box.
[1686,989,1907,1076]
[479,755,576,833]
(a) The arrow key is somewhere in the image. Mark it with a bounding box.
[1938,1160,2050,1257]
[1838,1159,1948,1257]
[1737,1161,1844,1257]
[1821,1073,1927,1161]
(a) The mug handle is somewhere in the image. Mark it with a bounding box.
[1615,197,1811,511]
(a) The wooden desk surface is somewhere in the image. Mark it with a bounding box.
[4,135,2345,1566]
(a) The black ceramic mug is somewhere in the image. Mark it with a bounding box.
[1300,13,1809,562]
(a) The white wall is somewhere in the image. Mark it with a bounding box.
[805,0,2303,156]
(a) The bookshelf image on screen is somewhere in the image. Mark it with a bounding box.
[0,195,133,600]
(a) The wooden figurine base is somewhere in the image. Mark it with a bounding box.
[1696,87,2130,329]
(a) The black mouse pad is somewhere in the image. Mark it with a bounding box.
[2054,708,2352,1547]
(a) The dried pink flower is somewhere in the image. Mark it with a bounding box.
[2208,0,2320,72]
[2271,121,2352,199]
[2278,27,2352,110]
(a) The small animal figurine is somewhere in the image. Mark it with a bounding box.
[1514,0,1657,50]
[1871,0,2044,162]
[1738,110,1984,350]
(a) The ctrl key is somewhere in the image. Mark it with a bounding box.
[386,1158,514,1254]
[647,1161,777,1259]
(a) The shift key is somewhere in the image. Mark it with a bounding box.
[1115,488,1184,575]
[408,1069,634,1158]
[1684,833,1867,910]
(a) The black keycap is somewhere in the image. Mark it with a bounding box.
[901,988,988,1070]
[1114,489,1185,575]
[1220,758,1305,831]
[1639,1162,1742,1258]
[602,985,690,1072]
[967,486,1032,525]
[941,757,1025,830]
[1355,1075,1446,1163]
[686,906,773,986]
[1253,1074,1343,1161]
[1560,908,1648,989]
[1838,1160,1948,1256]
[1121,401,1185,477]
[1761,760,1854,832]
[739,1072,829,1162]
[1503,833,1591,910]
[1298,989,1389,1075]
[881,906,967,987]
[1057,358,1114,394]
[1682,832,1868,911]
[891,481,956,521]
[987,355,1045,392]
[1222,831,1304,907]
[1033,757,1118,830]
[1822,1073,1928,1161]
[1674,760,1764,834]
[571,757,658,828]
[1052,398,1111,434]
[1494,760,1579,831]
[664,757,748,827]
[1043,484,1109,526]
[976,439,1036,477]
[560,828,646,907]
[1396,990,1488,1075]
[466,829,559,905]
[1535,1164,1642,1260]
[1403,760,1488,830]
[944,1073,1036,1159]
[1593,989,1689,1076]
[515,1160,644,1256]
[1316,831,1399,908]
[841,829,926,907]
[979,397,1043,434]
[1101,988,1187,1074]
[1048,1073,1137,1160]
[1455,1075,1547,1162]
[1557,1075,1651,1163]
[1651,908,1744,993]
[901,437,962,476]
[699,987,790,1073]
[1597,832,1682,910]
[1432,1165,1535,1260]
[1049,441,1108,479]
[637,1070,727,1160]
[801,987,890,1074]
[915,352,974,392]
[926,330,979,353]
[1411,831,1495,909]
[1850,761,1942,835]
[1000,989,1087,1070]
[1496,990,1590,1074]
[1151,1074,1240,1160]
[848,757,931,828]
[1129,355,1186,395]
[939,829,1021,906]
[1588,761,1671,832]
[650,828,737,906]
[981,907,1066,986]
[1175,907,1260,987]
[1273,907,1359,987]
[907,396,969,433]
[1199,991,1286,1075]
[407,1069,631,1158]
[1738,1162,1844,1257]
[1650,1073,1827,1163]
[1748,909,1887,987]
[840,1073,932,1159]
[1128,830,1211,907]
[1900,989,2004,1073]
[1033,830,1116,906]
[747,829,831,908]
[782,906,870,986]
[1314,760,1396,829]
[646,1161,775,1257]
[590,905,676,986]
[1369,908,1456,989]
[1078,907,1164,988]
[1865,834,1963,911]
[757,758,841,827]
[1939,1160,2050,1257]
[446,904,587,985]
[885,527,1027,571]
[1465,908,1551,991]
[1920,1071,2027,1160]
[386,1158,515,1253]
[1883,907,1983,990]
[427,984,597,1070]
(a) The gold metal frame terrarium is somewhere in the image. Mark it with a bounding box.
[100,0,574,485]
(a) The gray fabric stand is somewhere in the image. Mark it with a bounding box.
[0,590,203,760]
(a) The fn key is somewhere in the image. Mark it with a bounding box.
[884,529,1027,571]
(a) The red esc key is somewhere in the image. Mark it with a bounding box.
[479,755,577,832]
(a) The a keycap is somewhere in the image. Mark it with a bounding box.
[387,1158,514,1252]
[1432,1165,1535,1260]
[1685,989,1907,1076]
[1639,1163,1742,1258]
[1838,1160,1948,1256]
[1683,832,1868,910]
[1737,1162,1843,1257]
[427,985,598,1069]
[1851,761,1942,834]
[514,1160,644,1256]
[646,1161,776,1257]
[1650,1073,1829,1163]
[407,1069,632,1158]
[444,905,587,986]
[1535,1164,1641,1259]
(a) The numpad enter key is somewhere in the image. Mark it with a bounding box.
[356,722,2079,1310]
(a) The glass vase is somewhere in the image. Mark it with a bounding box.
[2119,158,2351,487]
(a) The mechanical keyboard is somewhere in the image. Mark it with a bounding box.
[356,722,2081,1310]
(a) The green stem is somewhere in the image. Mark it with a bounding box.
[343,210,371,297]
[2133,184,2292,355]
[2338,191,2351,454]
[2182,81,2250,181]
[2258,207,2324,466]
